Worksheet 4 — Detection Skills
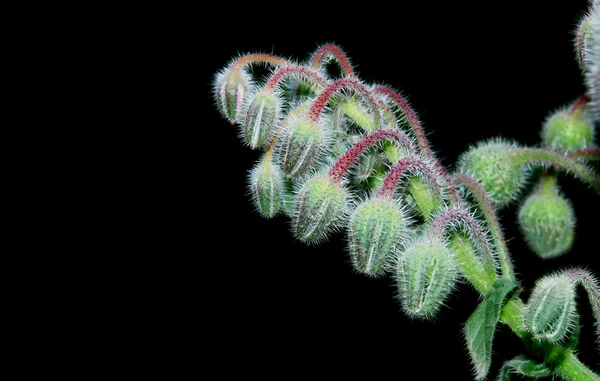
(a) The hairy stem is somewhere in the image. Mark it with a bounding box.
[264,65,328,93]
[570,95,590,114]
[568,148,600,160]
[426,207,499,275]
[372,85,459,205]
[309,44,354,77]
[451,173,515,282]
[309,78,382,128]
[377,156,443,200]
[329,129,416,183]
[232,53,289,69]
[510,147,600,192]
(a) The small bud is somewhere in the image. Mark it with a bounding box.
[279,117,327,177]
[575,10,597,70]
[457,140,525,207]
[242,90,280,149]
[542,106,595,154]
[292,175,347,244]
[347,197,407,277]
[396,238,458,319]
[214,67,251,124]
[249,155,284,218]
[518,177,575,259]
[524,273,577,342]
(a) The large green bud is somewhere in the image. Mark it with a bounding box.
[396,238,458,319]
[542,106,595,154]
[214,67,251,124]
[292,175,347,244]
[279,117,327,178]
[518,176,575,259]
[524,273,577,343]
[242,90,280,149]
[347,197,407,277]
[249,154,284,218]
[457,140,526,207]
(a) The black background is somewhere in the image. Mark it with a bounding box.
[198,1,600,379]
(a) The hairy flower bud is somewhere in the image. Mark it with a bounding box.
[242,90,280,149]
[249,155,284,218]
[347,197,407,277]
[292,175,347,244]
[457,140,526,207]
[542,106,595,153]
[214,67,251,124]
[518,177,575,259]
[524,273,577,342]
[576,10,597,70]
[279,117,326,177]
[396,238,458,319]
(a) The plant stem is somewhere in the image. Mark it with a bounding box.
[511,147,600,192]
[555,351,600,381]
[451,173,515,282]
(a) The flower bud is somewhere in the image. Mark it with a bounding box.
[524,273,576,342]
[542,107,595,154]
[347,197,407,277]
[292,175,347,244]
[518,177,575,259]
[214,67,251,124]
[279,118,326,177]
[396,238,458,319]
[249,155,284,218]
[575,10,597,70]
[242,90,280,149]
[457,140,525,207]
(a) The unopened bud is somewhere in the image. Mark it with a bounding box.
[292,175,347,244]
[249,155,284,218]
[279,117,326,177]
[396,238,458,319]
[524,273,576,342]
[518,177,575,259]
[457,140,525,207]
[542,106,595,154]
[347,197,407,277]
[242,90,280,149]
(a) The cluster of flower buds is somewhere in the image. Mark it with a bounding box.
[213,41,600,324]
[212,6,600,378]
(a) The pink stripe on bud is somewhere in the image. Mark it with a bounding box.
[264,65,328,93]
[309,44,354,77]
[373,85,459,204]
[377,156,442,199]
[329,129,415,183]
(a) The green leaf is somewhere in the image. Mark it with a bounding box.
[465,278,516,379]
[497,355,552,380]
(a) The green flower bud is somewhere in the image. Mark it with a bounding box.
[249,154,283,218]
[518,177,575,259]
[214,67,251,124]
[347,197,407,277]
[542,107,595,153]
[279,118,326,177]
[396,238,458,319]
[457,140,525,207]
[242,90,280,149]
[524,273,576,342]
[292,175,347,244]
